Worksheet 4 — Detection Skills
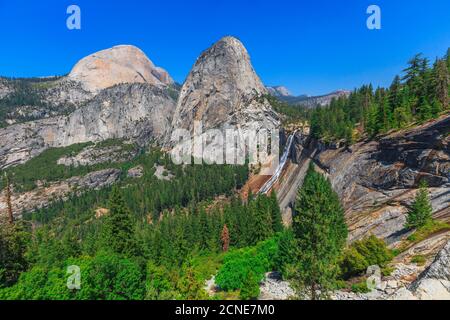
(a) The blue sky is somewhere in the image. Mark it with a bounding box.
[0,0,449,96]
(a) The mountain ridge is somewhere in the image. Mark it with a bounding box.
[268,87,351,108]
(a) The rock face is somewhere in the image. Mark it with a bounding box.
[410,240,450,299]
[68,45,173,93]
[0,168,121,217]
[170,36,279,138]
[309,115,450,243]
[274,114,449,300]
[0,83,177,168]
[0,45,178,168]
[57,144,136,167]
[42,79,94,108]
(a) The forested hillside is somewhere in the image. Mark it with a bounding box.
[311,50,449,143]
[0,144,287,299]
[273,49,450,144]
[0,77,75,127]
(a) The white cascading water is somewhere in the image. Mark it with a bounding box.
[258,132,295,194]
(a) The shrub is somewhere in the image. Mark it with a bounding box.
[381,266,395,277]
[351,281,370,294]
[215,238,277,291]
[411,255,426,266]
[405,181,433,229]
[406,221,450,244]
[339,235,393,279]
[273,229,297,279]
[239,271,260,300]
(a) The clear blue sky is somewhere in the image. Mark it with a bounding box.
[0,0,449,96]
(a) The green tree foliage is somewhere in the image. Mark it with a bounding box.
[339,235,393,279]
[102,187,138,256]
[70,252,145,300]
[239,271,260,300]
[265,95,311,125]
[273,229,297,279]
[405,181,433,229]
[0,222,29,288]
[145,262,177,300]
[0,252,145,300]
[269,191,283,233]
[432,59,449,108]
[215,238,278,291]
[306,49,450,144]
[291,165,348,299]
[176,261,208,300]
[251,195,274,243]
[0,151,278,300]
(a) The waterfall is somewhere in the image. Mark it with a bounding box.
[258,132,295,194]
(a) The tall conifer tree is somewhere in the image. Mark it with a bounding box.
[291,165,348,300]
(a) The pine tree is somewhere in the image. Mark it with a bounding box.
[405,181,433,229]
[198,207,209,250]
[269,191,283,233]
[403,54,426,114]
[177,262,208,300]
[239,271,260,300]
[389,75,402,109]
[403,54,423,86]
[432,59,449,109]
[221,224,230,252]
[446,48,450,72]
[431,98,442,118]
[418,100,433,121]
[103,186,137,256]
[366,102,380,136]
[3,173,13,224]
[393,96,412,128]
[0,221,29,287]
[291,164,348,300]
[250,195,273,244]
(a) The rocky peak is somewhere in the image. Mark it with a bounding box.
[67,45,173,93]
[170,36,278,135]
[267,86,292,97]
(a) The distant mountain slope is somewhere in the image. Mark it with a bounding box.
[267,88,351,108]
[266,86,295,98]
